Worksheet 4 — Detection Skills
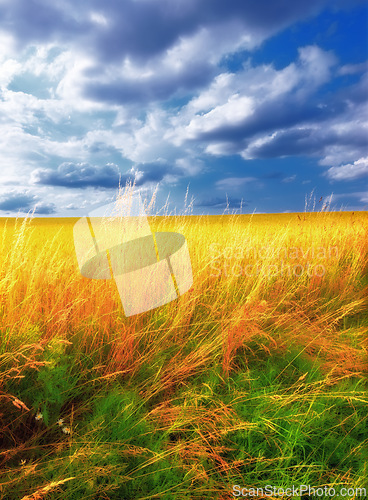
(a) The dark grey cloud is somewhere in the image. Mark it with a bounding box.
[248,122,368,159]
[34,202,56,214]
[84,60,215,105]
[251,128,326,158]
[1,0,364,62]
[0,0,88,45]
[0,192,37,212]
[32,161,179,190]
[85,0,330,65]
[194,93,346,145]
[32,163,122,189]
[0,191,56,213]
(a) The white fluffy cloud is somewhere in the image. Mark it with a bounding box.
[325,157,368,181]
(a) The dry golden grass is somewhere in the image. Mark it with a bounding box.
[0,203,367,499]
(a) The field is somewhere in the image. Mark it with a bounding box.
[0,204,367,499]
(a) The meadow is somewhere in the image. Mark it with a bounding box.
[0,199,367,499]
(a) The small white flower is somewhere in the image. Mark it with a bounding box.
[35,412,43,421]
[57,418,64,427]
[62,426,71,435]
[20,459,27,466]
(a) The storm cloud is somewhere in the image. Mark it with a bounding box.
[32,163,123,189]
[0,191,56,214]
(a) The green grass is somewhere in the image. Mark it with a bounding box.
[2,343,367,499]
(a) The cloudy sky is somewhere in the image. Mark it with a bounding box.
[0,0,367,216]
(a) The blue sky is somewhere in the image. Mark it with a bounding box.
[0,0,367,216]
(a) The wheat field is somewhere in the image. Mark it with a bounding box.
[0,204,367,499]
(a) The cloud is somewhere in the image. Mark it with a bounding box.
[325,157,368,181]
[33,202,56,214]
[194,196,246,208]
[0,0,353,108]
[327,191,368,205]
[0,0,345,61]
[32,162,123,189]
[282,175,297,183]
[31,160,182,191]
[164,49,367,169]
[215,176,257,189]
[0,190,55,213]
[168,46,339,145]
[242,117,364,161]
[0,191,37,212]
[131,161,178,185]
[83,27,221,105]
[183,94,255,140]
[359,192,368,203]
[338,61,368,75]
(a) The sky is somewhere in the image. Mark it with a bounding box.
[0,0,367,216]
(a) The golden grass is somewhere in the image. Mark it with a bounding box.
[0,203,367,498]
[0,210,367,379]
